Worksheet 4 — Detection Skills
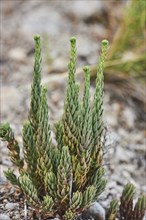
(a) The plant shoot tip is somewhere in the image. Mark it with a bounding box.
[102,39,109,46]
[70,37,76,44]
[34,34,40,41]
[83,66,89,72]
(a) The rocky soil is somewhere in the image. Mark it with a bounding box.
[0,1,145,219]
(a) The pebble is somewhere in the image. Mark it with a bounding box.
[63,1,103,20]
[122,107,136,128]
[14,214,20,219]
[8,47,26,62]
[51,57,66,72]
[0,177,7,185]
[3,199,8,203]
[88,202,105,220]
[115,146,135,163]
[0,214,11,220]
[81,202,105,220]
[5,202,19,210]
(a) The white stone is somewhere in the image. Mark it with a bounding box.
[8,47,26,62]
[115,146,135,163]
[5,202,19,210]
[123,107,136,128]
[63,1,103,20]
[15,214,21,219]
[87,202,105,220]
[0,214,11,220]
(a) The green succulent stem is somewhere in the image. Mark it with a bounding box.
[0,123,23,168]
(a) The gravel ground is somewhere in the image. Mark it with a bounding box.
[0,1,145,219]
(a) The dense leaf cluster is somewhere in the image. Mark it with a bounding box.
[0,35,145,220]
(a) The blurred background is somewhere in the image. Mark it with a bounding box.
[0,0,145,207]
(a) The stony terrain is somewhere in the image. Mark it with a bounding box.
[0,1,145,219]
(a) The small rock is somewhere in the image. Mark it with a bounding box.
[107,180,117,189]
[64,1,103,20]
[123,107,136,128]
[5,202,19,210]
[81,202,105,220]
[0,214,11,220]
[0,177,7,185]
[115,146,135,163]
[105,102,121,127]
[14,214,20,219]
[88,202,105,220]
[8,47,26,62]
[51,57,66,72]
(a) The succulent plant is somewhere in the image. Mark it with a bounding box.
[0,35,145,220]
